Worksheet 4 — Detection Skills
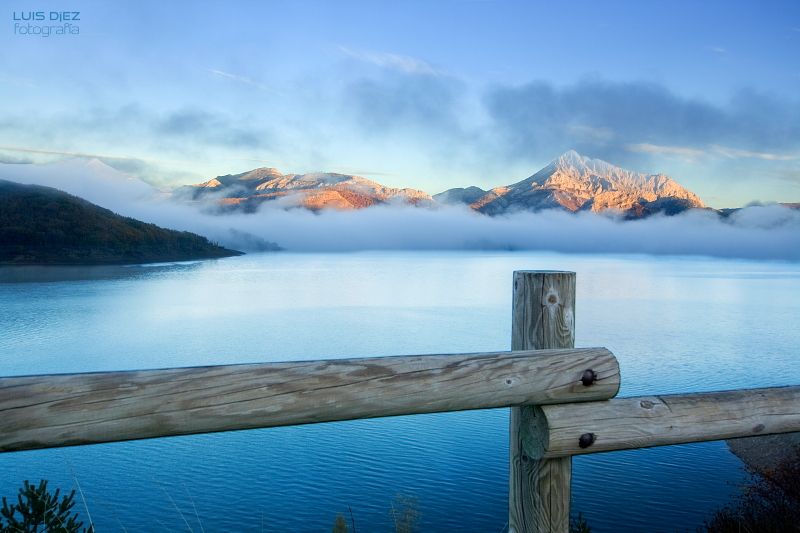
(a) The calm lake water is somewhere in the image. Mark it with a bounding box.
[1,251,799,532]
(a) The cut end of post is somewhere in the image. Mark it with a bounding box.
[520,405,550,459]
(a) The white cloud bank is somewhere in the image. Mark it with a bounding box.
[1,159,798,261]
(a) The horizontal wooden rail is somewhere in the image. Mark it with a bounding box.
[0,347,619,453]
[523,385,800,459]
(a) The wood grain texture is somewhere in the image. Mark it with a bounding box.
[509,271,577,533]
[0,347,619,453]
[526,386,800,459]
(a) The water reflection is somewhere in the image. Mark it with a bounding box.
[0,261,206,284]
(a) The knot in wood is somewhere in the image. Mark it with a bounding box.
[542,288,561,307]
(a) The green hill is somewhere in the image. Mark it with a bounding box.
[0,179,242,265]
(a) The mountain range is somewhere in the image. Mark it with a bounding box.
[179,150,706,218]
[0,154,796,261]
[178,167,431,212]
[434,150,705,218]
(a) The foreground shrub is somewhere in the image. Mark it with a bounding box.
[570,512,592,533]
[332,513,349,532]
[702,445,800,532]
[0,480,93,533]
[390,494,419,533]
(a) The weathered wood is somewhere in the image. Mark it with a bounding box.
[510,271,580,533]
[525,386,800,459]
[0,347,619,453]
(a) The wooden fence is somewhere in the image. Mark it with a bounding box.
[1,270,798,533]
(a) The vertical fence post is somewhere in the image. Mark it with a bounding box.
[509,271,575,533]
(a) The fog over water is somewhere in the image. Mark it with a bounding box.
[2,159,798,260]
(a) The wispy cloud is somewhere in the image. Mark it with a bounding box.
[343,73,465,136]
[0,145,149,162]
[567,124,615,142]
[626,143,797,162]
[711,145,797,161]
[154,108,269,150]
[708,46,727,54]
[0,105,274,168]
[331,168,398,178]
[626,143,706,160]
[481,79,800,170]
[0,145,199,186]
[338,46,444,76]
[0,145,262,187]
[3,70,800,200]
[0,154,33,164]
[771,168,800,184]
[207,69,274,92]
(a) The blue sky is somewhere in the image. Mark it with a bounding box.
[1,0,799,207]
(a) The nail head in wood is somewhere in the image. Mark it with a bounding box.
[579,432,596,449]
[580,369,597,387]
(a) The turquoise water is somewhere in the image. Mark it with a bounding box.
[1,251,799,532]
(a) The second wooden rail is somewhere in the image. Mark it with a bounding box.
[523,385,800,459]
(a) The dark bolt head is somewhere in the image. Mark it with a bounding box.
[580,369,597,387]
[578,432,596,449]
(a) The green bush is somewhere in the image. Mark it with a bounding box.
[0,480,93,533]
